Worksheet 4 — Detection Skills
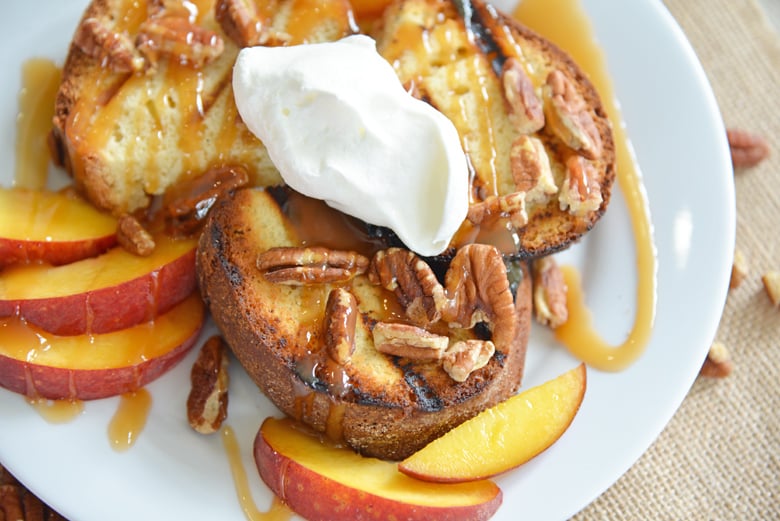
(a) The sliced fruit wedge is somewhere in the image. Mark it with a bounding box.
[0,234,197,335]
[399,364,587,482]
[254,416,503,521]
[0,293,204,400]
[0,188,117,268]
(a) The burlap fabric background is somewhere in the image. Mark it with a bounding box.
[574,0,780,519]
[2,0,778,520]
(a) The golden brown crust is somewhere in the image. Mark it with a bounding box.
[197,188,531,460]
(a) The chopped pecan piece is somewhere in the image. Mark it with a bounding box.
[369,248,446,325]
[559,155,603,216]
[136,16,224,70]
[532,256,568,328]
[372,322,448,361]
[147,0,198,20]
[187,335,230,434]
[501,57,545,134]
[215,0,290,47]
[442,339,495,382]
[466,192,528,229]
[258,247,369,285]
[762,270,780,307]
[544,70,602,160]
[510,135,557,204]
[726,128,770,168]
[117,213,155,256]
[164,165,249,237]
[324,288,358,364]
[74,17,145,73]
[730,249,748,289]
[441,244,515,348]
[699,341,733,378]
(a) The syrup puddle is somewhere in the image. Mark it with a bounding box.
[108,389,152,452]
[26,397,84,423]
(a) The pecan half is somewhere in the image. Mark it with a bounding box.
[372,322,448,361]
[187,335,230,434]
[544,70,601,160]
[510,135,557,204]
[442,339,495,382]
[699,341,733,378]
[532,256,568,328]
[559,155,603,216]
[163,164,249,237]
[215,0,290,47]
[368,248,446,326]
[117,213,155,256]
[441,244,515,348]
[136,16,224,70]
[258,247,369,285]
[74,17,145,73]
[727,128,770,168]
[324,288,358,365]
[762,270,780,307]
[730,249,748,289]
[466,192,528,229]
[501,57,545,134]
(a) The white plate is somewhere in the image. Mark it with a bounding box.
[0,1,734,520]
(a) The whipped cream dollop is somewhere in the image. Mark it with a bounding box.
[232,35,468,257]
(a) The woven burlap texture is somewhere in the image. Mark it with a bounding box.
[574,0,780,519]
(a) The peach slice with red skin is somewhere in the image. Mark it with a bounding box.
[255,417,503,521]
[0,294,204,400]
[0,188,117,268]
[0,234,197,335]
[399,364,587,483]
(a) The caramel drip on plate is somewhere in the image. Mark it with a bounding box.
[221,425,293,521]
[515,0,657,371]
[108,389,152,452]
[26,397,84,424]
[14,59,61,189]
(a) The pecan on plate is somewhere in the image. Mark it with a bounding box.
[559,155,603,216]
[543,70,602,160]
[324,288,359,365]
[257,247,369,285]
[510,135,558,204]
[532,256,568,328]
[442,339,495,382]
[187,335,230,434]
[368,248,446,326]
[441,244,515,348]
[372,322,448,361]
[163,165,249,237]
[726,128,770,169]
[136,15,224,71]
[74,17,145,73]
[501,57,545,135]
[466,192,528,229]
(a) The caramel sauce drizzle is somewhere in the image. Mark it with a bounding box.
[14,59,61,189]
[108,389,152,452]
[514,0,657,371]
[221,425,293,521]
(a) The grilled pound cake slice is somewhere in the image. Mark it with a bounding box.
[50,0,357,216]
[197,187,532,460]
[373,0,616,258]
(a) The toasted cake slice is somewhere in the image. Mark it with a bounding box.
[50,0,357,215]
[373,0,616,258]
[197,187,532,460]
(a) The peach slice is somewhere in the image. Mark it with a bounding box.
[0,188,117,268]
[399,364,587,483]
[0,293,204,400]
[255,417,503,521]
[0,234,197,335]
